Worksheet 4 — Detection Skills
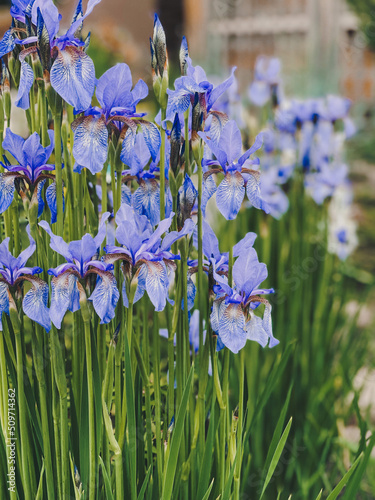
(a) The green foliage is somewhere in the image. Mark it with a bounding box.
[346,0,375,51]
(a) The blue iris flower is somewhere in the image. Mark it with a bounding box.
[72,62,160,175]
[39,212,119,327]
[0,225,50,332]
[190,219,257,272]
[305,162,349,204]
[210,247,278,354]
[0,128,62,222]
[4,0,102,111]
[167,56,236,118]
[198,120,270,220]
[119,132,165,226]
[104,204,194,312]
[248,56,283,107]
[247,165,289,219]
[187,220,257,311]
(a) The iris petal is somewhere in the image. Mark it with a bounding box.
[139,121,161,161]
[202,175,217,216]
[0,29,15,58]
[22,276,51,332]
[133,179,160,227]
[0,173,17,214]
[219,120,242,164]
[37,179,46,218]
[50,46,95,111]
[144,261,169,312]
[15,60,34,110]
[46,181,65,224]
[246,172,270,213]
[216,171,245,220]
[50,272,79,329]
[233,247,267,297]
[217,303,246,354]
[89,271,119,324]
[72,115,108,174]
[0,282,9,331]
[2,128,25,165]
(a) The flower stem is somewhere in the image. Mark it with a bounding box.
[53,111,64,239]
[31,325,55,500]
[50,326,69,500]
[12,310,32,500]
[234,348,245,499]
[153,311,163,494]
[81,298,96,500]
[159,107,166,220]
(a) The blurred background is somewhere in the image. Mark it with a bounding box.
[0,0,374,493]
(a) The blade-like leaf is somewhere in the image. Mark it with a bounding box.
[161,365,194,500]
[326,453,362,500]
[259,417,293,500]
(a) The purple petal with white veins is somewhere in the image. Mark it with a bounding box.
[133,179,160,227]
[139,121,161,161]
[50,272,79,328]
[216,171,245,220]
[246,172,270,213]
[72,115,108,174]
[0,173,17,214]
[144,261,169,312]
[217,303,247,354]
[0,282,9,330]
[50,46,95,111]
[0,29,16,58]
[15,61,34,110]
[22,276,51,332]
[89,271,119,324]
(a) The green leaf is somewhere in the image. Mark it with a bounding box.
[263,383,293,472]
[342,432,375,499]
[99,456,114,500]
[196,403,215,499]
[314,490,323,500]
[161,365,194,500]
[137,465,152,500]
[124,327,137,500]
[201,478,215,500]
[35,462,45,500]
[326,452,362,500]
[259,417,293,500]
[222,454,238,500]
[248,342,295,433]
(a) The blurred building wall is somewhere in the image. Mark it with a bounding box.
[184,0,375,103]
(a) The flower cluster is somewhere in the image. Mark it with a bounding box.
[0,3,279,356]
